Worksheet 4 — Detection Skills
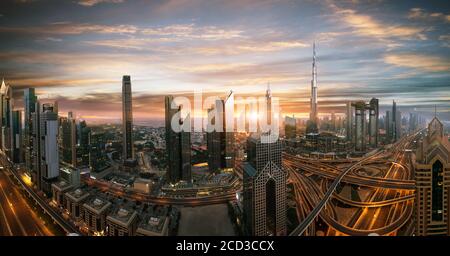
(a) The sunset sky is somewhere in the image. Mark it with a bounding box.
[0,0,449,126]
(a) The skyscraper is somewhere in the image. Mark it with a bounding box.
[165,95,191,184]
[36,102,59,193]
[122,75,134,161]
[243,136,286,236]
[346,101,353,142]
[368,98,379,148]
[206,92,235,173]
[391,100,401,142]
[243,88,286,236]
[414,116,450,235]
[306,42,319,134]
[0,80,12,158]
[77,120,91,167]
[11,110,22,163]
[24,88,37,175]
[353,101,366,152]
[60,112,77,166]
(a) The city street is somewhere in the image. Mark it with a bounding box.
[0,167,53,236]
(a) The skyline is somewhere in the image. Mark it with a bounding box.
[0,0,449,126]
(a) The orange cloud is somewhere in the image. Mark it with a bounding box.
[384,54,450,72]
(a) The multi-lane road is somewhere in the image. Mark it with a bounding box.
[0,167,53,236]
[287,131,422,236]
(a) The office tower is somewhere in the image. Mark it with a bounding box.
[206,92,235,173]
[368,98,379,148]
[353,101,366,152]
[391,100,401,142]
[243,136,286,236]
[207,106,221,173]
[60,112,77,166]
[38,102,59,193]
[0,80,12,158]
[122,75,134,161]
[409,113,418,133]
[11,110,21,163]
[89,131,108,172]
[165,95,191,184]
[346,101,353,141]
[330,112,336,132]
[385,110,391,142]
[24,88,37,174]
[414,116,450,235]
[285,115,296,139]
[77,120,91,167]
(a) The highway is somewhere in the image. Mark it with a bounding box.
[0,153,79,235]
[0,166,53,236]
[288,131,422,236]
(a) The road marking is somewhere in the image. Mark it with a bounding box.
[0,182,28,236]
[0,199,13,236]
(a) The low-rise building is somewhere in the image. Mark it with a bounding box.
[106,206,139,236]
[83,196,112,235]
[51,180,73,207]
[136,207,169,236]
[65,188,90,221]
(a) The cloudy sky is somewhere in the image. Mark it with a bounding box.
[0,0,449,125]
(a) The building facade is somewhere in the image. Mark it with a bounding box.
[165,95,191,184]
[122,75,134,161]
[414,117,450,236]
[243,136,286,236]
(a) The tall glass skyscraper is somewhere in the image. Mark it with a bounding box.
[165,95,191,184]
[122,75,134,161]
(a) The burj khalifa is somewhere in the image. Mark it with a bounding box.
[306,42,319,134]
[310,42,318,123]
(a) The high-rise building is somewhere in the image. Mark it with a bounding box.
[285,115,296,139]
[11,110,22,163]
[353,101,366,152]
[77,120,91,167]
[60,112,77,166]
[368,98,379,148]
[385,110,391,142]
[346,101,353,142]
[122,75,134,161]
[306,42,319,134]
[391,100,401,142]
[0,80,12,158]
[243,136,286,236]
[243,87,286,236]
[206,92,235,173]
[37,102,59,193]
[414,116,450,235]
[24,88,37,175]
[165,95,191,184]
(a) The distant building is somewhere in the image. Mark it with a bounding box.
[414,117,450,236]
[11,110,22,163]
[165,95,191,184]
[122,75,134,161]
[59,112,77,167]
[285,115,296,139]
[77,120,91,167]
